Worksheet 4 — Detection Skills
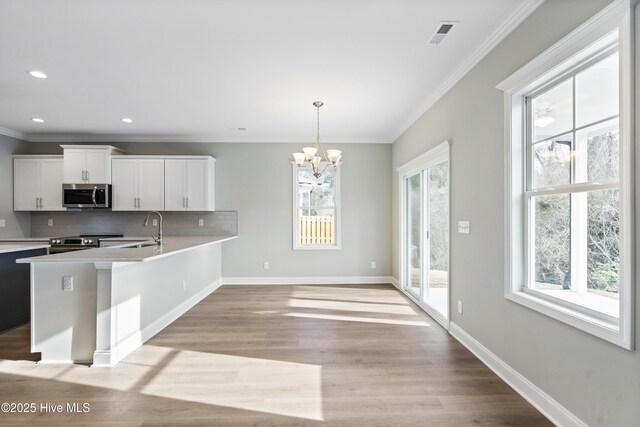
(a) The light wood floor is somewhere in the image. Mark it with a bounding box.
[0,284,552,426]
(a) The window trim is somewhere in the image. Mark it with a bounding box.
[497,0,635,350]
[291,161,341,250]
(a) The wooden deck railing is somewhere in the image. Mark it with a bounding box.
[299,215,335,245]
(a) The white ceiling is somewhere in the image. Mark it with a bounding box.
[0,0,541,144]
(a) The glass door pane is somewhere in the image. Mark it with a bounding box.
[425,161,449,318]
[406,173,422,296]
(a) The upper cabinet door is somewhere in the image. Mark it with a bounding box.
[185,159,208,211]
[39,159,64,210]
[111,159,138,211]
[14,159,40,211]
[63,149,86,183]
[138,159,165,210]
[85,150,109,183]
[164,159,186,210]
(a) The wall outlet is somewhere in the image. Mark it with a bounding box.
[371,261,377,269]
[198,219,204,227]
[182,281,187,292]
[457,300,463,314]
[62,276,73,291]
[47,219,54,227]
[458,221,470,234]
[263,262,269,270]
[0,219,5,227]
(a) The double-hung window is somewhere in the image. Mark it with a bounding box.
[292,164,341,250]
[499,2,634,349]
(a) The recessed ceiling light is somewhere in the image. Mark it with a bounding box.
[31,117,45,123]
[28,70,48,79]
[121,117,133,123]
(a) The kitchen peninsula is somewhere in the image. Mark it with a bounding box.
[17,236,235,366]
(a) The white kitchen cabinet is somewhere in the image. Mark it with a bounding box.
[61,145,123,184]
[112,157,165,211]
[164,157,215,211]
[14,156,65,211]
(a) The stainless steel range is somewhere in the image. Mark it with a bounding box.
[48,234,123,254]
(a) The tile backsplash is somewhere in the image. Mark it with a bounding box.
[30,210,237,238]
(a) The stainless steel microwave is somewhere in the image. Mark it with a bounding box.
[62,184,111,208]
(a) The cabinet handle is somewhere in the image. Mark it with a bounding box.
[182,197,185,208]
[82,170,86,181]
[36,197,39,208]
[39,197,43,208]
[86,170,90,182]
[138,197,141,208]
[186,197,189,208]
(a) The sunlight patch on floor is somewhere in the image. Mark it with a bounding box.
[283,312,431,327]
[0,345,324,420]
[140,347,324,421]
[287,297,418,315]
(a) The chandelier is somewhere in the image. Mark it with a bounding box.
[292,101,342,178]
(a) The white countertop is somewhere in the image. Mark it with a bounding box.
[0,237,51,242]
[17,236,236,264]
[0,243,50,254]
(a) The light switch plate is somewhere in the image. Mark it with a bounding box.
[0,220,5,227]
[198,219,204,227]
[47,219,53,227]
[457,300,463,314]
[263,262,269,270]
[458,221,470,234]
[371,261,377,269]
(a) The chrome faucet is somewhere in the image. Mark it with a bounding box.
[143,211,163,245]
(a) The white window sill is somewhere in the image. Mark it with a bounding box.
[506,289,629,349]
[293,245,341,251]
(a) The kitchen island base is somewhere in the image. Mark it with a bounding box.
[23,238,228,366]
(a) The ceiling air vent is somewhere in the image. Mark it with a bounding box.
[428,21,457,45]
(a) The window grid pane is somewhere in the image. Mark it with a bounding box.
[296,165,338,246]
[525,48,620,318]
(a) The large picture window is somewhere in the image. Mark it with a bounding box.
[499,1,634,349]
[292,164,341,250]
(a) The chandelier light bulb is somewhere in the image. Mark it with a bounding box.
[303,147,317,160]
[293,152,306,166]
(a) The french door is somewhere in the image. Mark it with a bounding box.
[400,142,450,326]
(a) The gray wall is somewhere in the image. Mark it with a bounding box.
[29,141,392,278]
[0,134,31,237]
[391,0,638,425]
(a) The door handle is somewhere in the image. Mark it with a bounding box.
[92,187,98,206]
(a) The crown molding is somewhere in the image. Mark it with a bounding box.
[0,126,27,141]
[24,134,392,144]
[389,0,545,143]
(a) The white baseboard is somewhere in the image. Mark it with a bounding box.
[389,277,401,289]
[37,359,92,365]
[449,322,586,427]
[96,278,223,367]
[221,276,396,285]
